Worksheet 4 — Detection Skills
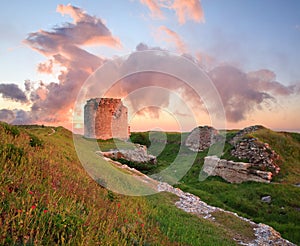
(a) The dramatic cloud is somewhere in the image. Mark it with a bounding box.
[0,109,15,123]
[208,66,272,122]
[0,83,27,103]
[0,109,32,125]
[2,5,298,129]
[37,59,53,74]
[140,0,205,24]
[20,4,121,124]
[159,26,186,53]
[208,66,300,122]
[247,69,295,96]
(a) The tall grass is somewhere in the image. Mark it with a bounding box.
[0,123,238,245]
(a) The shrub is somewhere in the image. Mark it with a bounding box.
[130,133,151,148]
[29,134,44,147]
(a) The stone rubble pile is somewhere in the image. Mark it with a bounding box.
[230,125,265,145]
[231,138,280,174]
[185,126,224,152]
[97,144,157,164]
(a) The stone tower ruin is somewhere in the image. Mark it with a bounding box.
[84,98,129,140]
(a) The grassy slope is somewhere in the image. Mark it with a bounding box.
[130,130,300,245]
[0,123,238,245]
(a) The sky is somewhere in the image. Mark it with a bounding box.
[0,0,300,132]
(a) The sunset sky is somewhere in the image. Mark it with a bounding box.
[0,0,300,132]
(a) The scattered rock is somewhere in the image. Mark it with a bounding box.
[203,156,272,183]
[261,196,272,203]
[185,126,224,152]
[157,181,295,246]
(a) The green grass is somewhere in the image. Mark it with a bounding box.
[0,122,241,245]
[129,129,300,245]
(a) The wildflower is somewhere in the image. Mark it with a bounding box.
[117,203,120,208]
[43,210,48,213]
[31,205,36,210]
[17,209,22,213]
[141,223,145,228]
[28,191,34,195]
[124,219,128,223]
[137,211,141,215]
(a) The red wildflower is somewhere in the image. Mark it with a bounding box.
[117,203,121,208]
[141,223,145,228]
[43,210,48,213]
[137,211,141,215]
[31,205,36,210]
[28,191,34,195]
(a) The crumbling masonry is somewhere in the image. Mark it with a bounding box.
[84,98,129,140]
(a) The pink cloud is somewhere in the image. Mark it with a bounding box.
[140,0,163,18]
[140,0,205,24]
[172,0,205,24]
[159,26,186,53]
[20,4,121,124]
[37,59,53,74]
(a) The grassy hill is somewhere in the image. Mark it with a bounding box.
[1,122,245,245]
[1,123,299,245]
[128,129,300,244]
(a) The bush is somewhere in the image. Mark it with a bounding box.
[130,132,151,148]
[29,134,44,148]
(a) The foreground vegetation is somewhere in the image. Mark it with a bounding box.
[129,129,300,245]
[0,122,239,245]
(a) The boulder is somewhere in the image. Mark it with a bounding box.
[202,156,272,183]
[98,144,157,164]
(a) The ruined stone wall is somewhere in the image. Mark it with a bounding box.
[185,126,224,152]
[203,156,272,183]
[84,98,129,140]
[84,98,101,138]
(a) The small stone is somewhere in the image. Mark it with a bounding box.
[261,195,272,203]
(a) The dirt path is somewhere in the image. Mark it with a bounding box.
[48,128,55,136]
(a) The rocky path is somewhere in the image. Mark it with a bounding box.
[103,157,296,246]
[157,182,296,246]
